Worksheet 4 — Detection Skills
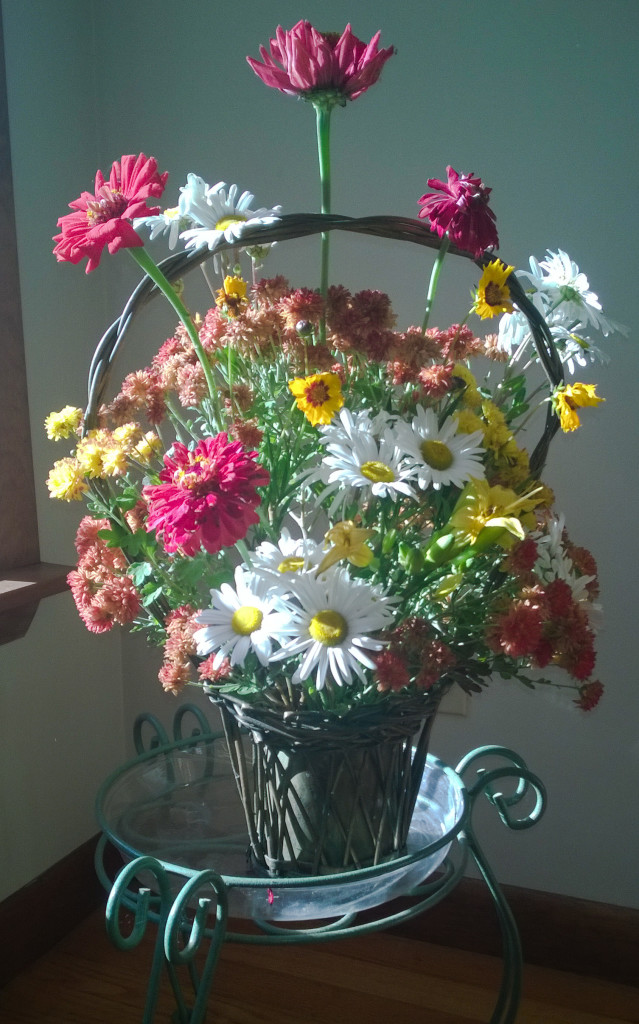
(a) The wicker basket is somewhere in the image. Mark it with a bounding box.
[211,687,448,876]
[84,213,561,877]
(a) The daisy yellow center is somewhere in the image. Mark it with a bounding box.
[420,439,454,470]
[360,460,395,483]
[215,214,247,232]
[231,606,263,636]
[309,609,347,647]
[277,556,305,573]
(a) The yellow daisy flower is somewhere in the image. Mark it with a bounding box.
[551,382,604,432]
[46,458,88,501]
[44,405,83,441]
[475,260,515,320]
[288,372,344,427]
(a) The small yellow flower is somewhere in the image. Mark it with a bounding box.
[289,372,344,427]
[215,275,248,317]
[44,405,83,441]
[552,382,604,432]
[112,422,143,450]
[101,447,129,477]
[450,478,542,548]
[455,409,484,434]
[492,438,531,487]
[475,260,515,320]
[76,438,107,478]
[452,363,482,409]
[316,520,375,575]
[134,431,162,465]
[480,400,512,451]
[46,458,88,501]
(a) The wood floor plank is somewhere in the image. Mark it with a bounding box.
[1,910,638,1024]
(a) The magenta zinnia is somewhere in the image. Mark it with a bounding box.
[53,154,169,273]
[247,21,394,102]
[418,166,498,258]
[143,435,269,556]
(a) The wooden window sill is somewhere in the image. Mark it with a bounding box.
[0,563,71,644]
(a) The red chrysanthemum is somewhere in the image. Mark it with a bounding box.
[418,166,498,258]
[247,21,394,101]
[143,434,270,556]
[488,600,545,659]
[53,154,169,273]
[374,650,411,692]
[575,680,604,712]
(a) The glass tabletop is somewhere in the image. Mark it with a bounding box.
[97,732,466,921]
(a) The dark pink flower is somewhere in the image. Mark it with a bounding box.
[143,435,269,556]
[247,21,394,102]
[575,680,604,711]
[418,166,498,258]
[53,154,169,273]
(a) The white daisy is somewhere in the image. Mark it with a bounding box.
[178,175,282,253]
[305,407,416,515]
[194,565,294,670]
[270,570,395,690]
[133,206,196,250]
[394,405,485,491]
[524,250,625,338]
[497,291,613,374]
[250,528,323,580]
[533,515,596,606]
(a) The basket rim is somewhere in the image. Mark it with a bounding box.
[85,211,563,476]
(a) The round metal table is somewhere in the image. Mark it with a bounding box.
[95,704,546,1024]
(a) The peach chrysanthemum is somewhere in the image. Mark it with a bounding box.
[418,362,455,399]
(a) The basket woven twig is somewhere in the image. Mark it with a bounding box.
[84,213,562,476]
[211,687,447,875]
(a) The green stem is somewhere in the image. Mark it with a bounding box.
[128,248,223,427]
[422,235,450,332]
[314,102,333,345]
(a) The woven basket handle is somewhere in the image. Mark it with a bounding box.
[85,213,563,476]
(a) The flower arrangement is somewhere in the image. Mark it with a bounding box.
[47,20,620,722]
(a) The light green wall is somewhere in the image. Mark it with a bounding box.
[2,0,638,906]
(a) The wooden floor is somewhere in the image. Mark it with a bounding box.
[1,909,638,1024]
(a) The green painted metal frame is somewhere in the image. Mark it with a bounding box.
[95,706,546,1024]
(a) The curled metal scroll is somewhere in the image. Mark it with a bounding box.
[84,213,563,477]
[455,745,547,830]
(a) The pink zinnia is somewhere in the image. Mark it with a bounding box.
[418,166,498,258]
[247,21,394,101]
[53,154,169,273]
[143,434,269,556]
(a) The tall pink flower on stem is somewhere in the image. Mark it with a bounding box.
[143,435,270,556]
[247,21,394,102]
[418,166,499,258]
[53,154,169,273]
